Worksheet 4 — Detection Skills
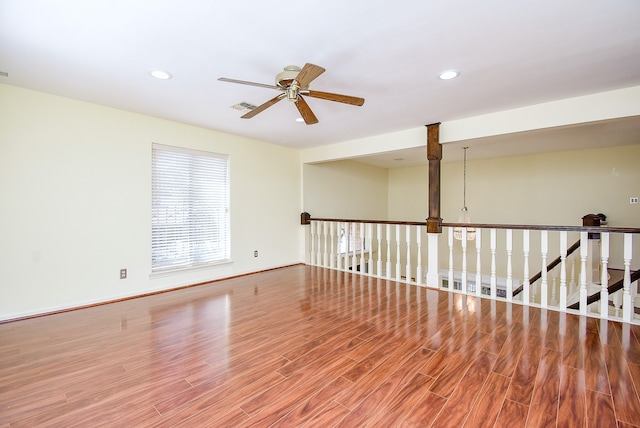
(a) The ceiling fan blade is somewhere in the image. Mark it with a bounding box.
[295,95,319,125]
[218,77,280,90]
[241,94,286,119]
[295,63,326,88]
[303,90,365,106]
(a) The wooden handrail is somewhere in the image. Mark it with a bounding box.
[512,239,581,297]
[567,269,640,310]
[304,217,427,226]
[303,215,640,234]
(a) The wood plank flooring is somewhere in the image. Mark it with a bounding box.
[1,265,640,427]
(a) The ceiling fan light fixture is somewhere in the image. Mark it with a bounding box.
[439,70,459,80]
[286,84,299,102]
[295,117,304,122]
[454,146,475,241]
[150,69,172,80]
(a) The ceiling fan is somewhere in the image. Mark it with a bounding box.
[218,63,365,125]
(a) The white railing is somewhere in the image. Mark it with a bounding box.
[304,218,640,324]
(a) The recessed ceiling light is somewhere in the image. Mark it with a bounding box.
[439,70,459,80]
[150,70,172,80]
[295,117,305,123]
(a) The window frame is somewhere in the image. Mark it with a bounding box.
[151,143,230,273]
[338,223,366,255]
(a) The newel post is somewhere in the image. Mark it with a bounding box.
[300,212,311,225]
[425,123,442,288]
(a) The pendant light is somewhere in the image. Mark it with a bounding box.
[454,147,476,240]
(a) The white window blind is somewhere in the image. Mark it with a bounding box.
[151,144,230,272]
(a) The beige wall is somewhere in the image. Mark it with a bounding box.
[0,84,302,320]
[303,160,389,220]
[387,166,429,222]
[388,144,640,227]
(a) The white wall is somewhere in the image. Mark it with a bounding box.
[0,84,302,320]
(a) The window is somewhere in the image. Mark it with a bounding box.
[338,223,365,254]
[151,144,230,272]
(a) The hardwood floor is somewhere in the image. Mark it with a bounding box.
[1,265,640,427]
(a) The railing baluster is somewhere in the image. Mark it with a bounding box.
[541,230,548,308]
[506,229,512,301]
[317,221,323,266]
[329,221,335,269]
[386,224,391,279]
[523,230,530,305]
[476,228,482,297]
[351,222,357,273]
[490,229,497,299]
[317,221,323,268]
[623,233,633,322]
[335,223,340,271]
[360,223,365,274]
[406,224,411,283]
[600,232,610,319]
[416,226,422,286]
[376,224,382,278]
[339,222,345,270]
[569,257,577,296]
[323,221,328,268]
[559,231,567,311]
[338,222,344,271]
[310,221,317,266]
[335,222,340,271]
[461,228,468,293]
[614,285,623,318]
[579,232,588,315]
[396,224,401,282]
[367,223,373,276]
[448,227,454,290]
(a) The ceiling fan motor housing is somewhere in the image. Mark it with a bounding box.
[276,65,302,88]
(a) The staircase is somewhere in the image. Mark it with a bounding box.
[567,269,640,319]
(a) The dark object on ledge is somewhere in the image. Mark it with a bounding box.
[582,213,602,239]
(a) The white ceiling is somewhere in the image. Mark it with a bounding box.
[1,0,640,164]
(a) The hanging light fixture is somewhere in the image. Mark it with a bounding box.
[454,147,476,240]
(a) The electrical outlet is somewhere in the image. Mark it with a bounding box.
[254,250,258,257]
[120,268,127,279]
[631,197,639,205]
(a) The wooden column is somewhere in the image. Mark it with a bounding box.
[426,123,442,233]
